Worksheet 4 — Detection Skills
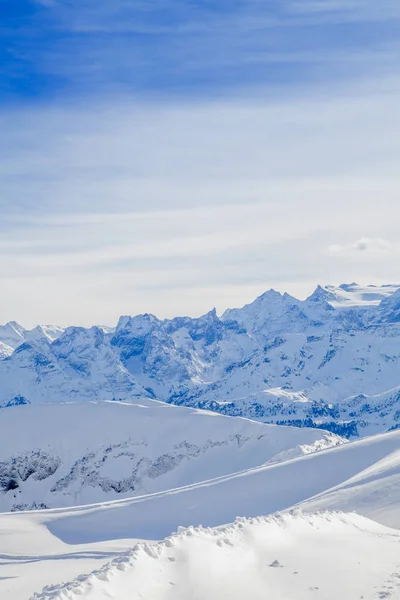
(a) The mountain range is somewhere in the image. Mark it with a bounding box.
[1,283,400,437]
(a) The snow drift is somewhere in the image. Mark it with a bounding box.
[31,512,400,600]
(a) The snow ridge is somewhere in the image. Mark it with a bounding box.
[29,511,400,600]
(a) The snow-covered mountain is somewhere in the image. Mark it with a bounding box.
[0,326,148,407]
[171,283,400,436]
[0,401,343,512]
[0,321,63,349]
[1,283,400,436]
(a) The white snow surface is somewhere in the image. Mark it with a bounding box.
[324,283,400,307]
[0,400,343,511]
[0,340,13,359]
[0,415,399,599]
[30,512,400,600]
[31,428,399,546]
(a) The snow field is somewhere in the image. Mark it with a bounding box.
[0,417,399,599]
[31,512,400,600]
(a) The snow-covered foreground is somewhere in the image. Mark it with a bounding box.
[31,512,400,600]
[0,516,135,600]
[1,427,399,599]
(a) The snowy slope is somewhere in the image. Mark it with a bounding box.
[0,401,343,512]
[323,283,400,308]
[30,428,399,546]
[0,340,13,359]
[30,512,400,600]
[0,321,26,348]
[1,426,400,599]
[0,425,399,599]
[2,283,400,436]
[0,511,135,600]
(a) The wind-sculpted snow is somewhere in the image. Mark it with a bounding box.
[1,283,400,436]
[0,401,343,512]
[29,512,400,600]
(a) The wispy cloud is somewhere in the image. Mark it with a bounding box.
[0,72,400,326]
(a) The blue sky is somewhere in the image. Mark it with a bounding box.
[1,1,400,325]
[2,0,400,101]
